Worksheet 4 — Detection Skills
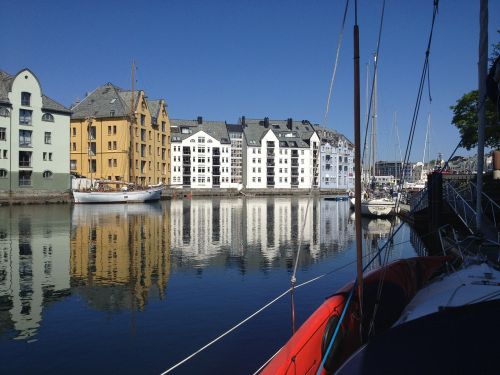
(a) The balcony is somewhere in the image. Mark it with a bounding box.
[267,178,275,186]
[267,141,275,148]
[291,150,299,157]
[213,148,220,156]
[267,168,274,176]
[183,167,191,175]
[213,167,220,175]
[291,160,299,167]
[291,167,299,176]
[267,150,275,157]
[291,178,299,187]
[183,157,191,164]
[213,176,220,186]
[19,151,32,168]
[183,177,191,187]
[183,147,191,155]
[267,160,275,166]
[213,156,220,166]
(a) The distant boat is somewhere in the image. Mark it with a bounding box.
[73,182,163,204]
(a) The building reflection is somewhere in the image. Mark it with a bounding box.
[170,197,356,270]
[361,216,400,271]
[0,206,71,341]
[70,203,171,311]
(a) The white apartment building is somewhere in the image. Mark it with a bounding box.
[170,117,232,189]
[227,124,244,189]
[242,118,320,189]
[0,68,71,192]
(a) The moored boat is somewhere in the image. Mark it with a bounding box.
[73,183,163,204]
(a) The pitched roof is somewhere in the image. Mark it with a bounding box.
[170,119,230,144]
[0,69,71,113]
[242,118,317,148]
[146,99,161,120]
[71,82,139,120]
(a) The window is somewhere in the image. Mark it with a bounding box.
[19,151,32,167]
[3,150,7,159]
[149,131,152,140]
[108,141,112,150]
[108,126,112,135]
[0,169,7,177]
[88,142,96,156]
[21,92,31,106]
[42,113,54,122]
[88,126,96,140]
[108,159,112,167]
[110,110,115,116]
[113,125,117,134]
[198,146,205,153]
[19,109,32,125]
[19,130,32,147]
[198,137,205,143]
[72,143,76,151]
[19,170,32,186]
[49,152,52,161]
[162,121,166,132]
[70,160,77,170]
[42,170,53,179]
[0,107,10,117]
[72,127,76,137]
[141,114,145,126]
[113,141,117,150]
[44,132,51,144]
[0,127,5,141]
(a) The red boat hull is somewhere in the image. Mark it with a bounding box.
[261,256,449,375]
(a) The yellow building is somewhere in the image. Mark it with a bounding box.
[70,204,171,310]
[70,83,171,186]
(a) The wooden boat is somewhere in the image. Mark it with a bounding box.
[261,256,450,375]
[73,182,163,204]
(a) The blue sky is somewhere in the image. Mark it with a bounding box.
[1,0,499,161]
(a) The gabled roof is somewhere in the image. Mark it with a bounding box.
[71,82,139,120]
[242,118,318,148]
[0,69,71,113]
[170,119,230,144]
[146,99,162,120]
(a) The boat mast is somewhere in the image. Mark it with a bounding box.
[371,53,378,178]
[353,0,364,328]
[130,61,136,185]
[476,0,488,231]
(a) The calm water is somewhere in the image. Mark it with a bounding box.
[0,197,419,374]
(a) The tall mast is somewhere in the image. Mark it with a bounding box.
[130,61,136,185]
[353,0,363,330]
[371,53,378,177]
[476,0,488,231]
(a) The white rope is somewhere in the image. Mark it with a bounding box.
[323,0,350,127]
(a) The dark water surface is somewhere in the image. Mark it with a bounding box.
[0,197,418,374]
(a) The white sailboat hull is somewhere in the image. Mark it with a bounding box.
[361,198,395,217]
[73,186,163,204]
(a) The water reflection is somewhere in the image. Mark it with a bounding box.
[70,203,171,311]
[0,196,401,345]
[0,205,71,341]
[170,197,356,269]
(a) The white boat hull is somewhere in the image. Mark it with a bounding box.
[73,186,163,204]
[361,198,395,217]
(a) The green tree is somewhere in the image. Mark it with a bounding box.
[451,34,499,150]
[450,90,499,150]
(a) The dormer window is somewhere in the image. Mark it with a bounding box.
[21,92,31,106]
[42,113,54,122]
[0,107,10,117]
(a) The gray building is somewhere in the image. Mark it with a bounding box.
[0,69,71,192]
[314,126,354,190]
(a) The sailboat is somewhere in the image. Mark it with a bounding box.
[72,62,163,204]
[260,1,499,374]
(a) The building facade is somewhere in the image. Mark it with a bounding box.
[170,117,232,188]
[375,161,413,183]
[70,83,171,186]
[0,69,71,192]
[242,118,320,189]
[315,126,354,190]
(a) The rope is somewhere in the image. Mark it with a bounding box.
[361,0,386,167]
[161,259,360,375]
[323,0,350,127]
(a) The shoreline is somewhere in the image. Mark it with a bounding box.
[0,188,350,205]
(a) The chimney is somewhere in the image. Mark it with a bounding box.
[287,118,293,130]
[197,116,203,124]
[264,117,269,128]
[241,116,246,126]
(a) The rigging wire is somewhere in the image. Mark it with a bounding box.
[323,0,350,127]
[361,0,386,168]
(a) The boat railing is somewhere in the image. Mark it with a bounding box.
[469,182,500,229]
[443,182,477,234]
[410,186,428,212]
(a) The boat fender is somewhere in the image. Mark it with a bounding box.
[321,314,345,372]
